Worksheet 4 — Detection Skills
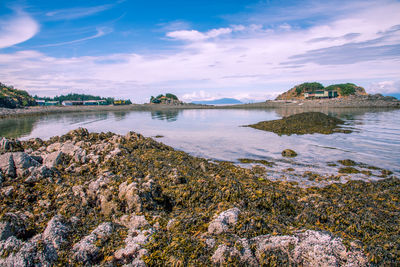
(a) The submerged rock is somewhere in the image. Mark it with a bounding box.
[282,149,297,157]
[247,112,351,135]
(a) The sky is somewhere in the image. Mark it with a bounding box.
[0,0,400,103]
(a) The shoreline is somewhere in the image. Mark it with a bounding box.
[1,96,400,119]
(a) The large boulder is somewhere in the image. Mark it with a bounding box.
[0,215,70,267]
[11,152,41,176]
[0,153,16,178]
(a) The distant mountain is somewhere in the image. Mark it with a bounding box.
[191,98,243,105]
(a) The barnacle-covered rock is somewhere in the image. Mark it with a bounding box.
[252,230,367,266]
[211,238,257,266]
[208,208,241,235]
[0,215,70,267]
[0,153,16,178]
[72,222,114,264]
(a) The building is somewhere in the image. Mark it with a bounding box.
[113,100,130,105]
[35,100,46,106]
[304,90,338,99]
[62,101,83,106]
[44,101,59,106]
[83,100,107,105]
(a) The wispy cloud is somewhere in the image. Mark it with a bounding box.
[37,27,113,47]
[45,4,113,20]
[0,10,39,49]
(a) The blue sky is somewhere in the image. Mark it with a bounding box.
[1,0,400,102]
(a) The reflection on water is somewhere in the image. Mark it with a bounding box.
[0,108,399,179]
[0,116,40,138]
[151,109,180,121]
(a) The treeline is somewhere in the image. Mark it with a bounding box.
[34,93,115,105]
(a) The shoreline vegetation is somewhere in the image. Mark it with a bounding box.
[1,95,400,119]
[1,81,399,119]
[0,128,398,265]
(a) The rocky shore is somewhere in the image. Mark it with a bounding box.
[232,94,400,109]
[0,128,399,266]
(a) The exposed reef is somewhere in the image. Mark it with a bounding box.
[0,129,399,265]
[247,112,351,135]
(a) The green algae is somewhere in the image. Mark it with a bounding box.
[247,112,351,136]
[339,167,361,174]
[238,158,275,167]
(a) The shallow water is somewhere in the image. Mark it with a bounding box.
[1,108,399,183]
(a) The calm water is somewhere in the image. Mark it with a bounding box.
[1,108,399,181]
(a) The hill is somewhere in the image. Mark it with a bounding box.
[191,98,242,105]
[276,82,367,100]
[150,93,183,105]
[0,82,37,109]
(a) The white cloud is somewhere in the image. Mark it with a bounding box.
[368,81,400,94]
[1,1,400,103]
[166,27,233,41]
[0,11,39,49]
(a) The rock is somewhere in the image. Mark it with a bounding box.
[282,149,297,157]
[104,147,122,161]
[99,191,118,216]
[43,151,65,168]
[0,153,16,178]
[72,222,114,264]
[118,215,149,230]
[205,238,216,248]
[208,208,241,235]
[211,239,257,266]
[72,185,88,206]
[0,213,28,240]
[11,152,41,176]
[1,186,14,197]
[88,176,111,196]
[119,181,142,212]
[0,215,70,267]
[0,137,23,153]
[46,142,62,153]
[251,230,367,266]
[42,215,70,250]
[60,141,80,156]
[114,228,154,265]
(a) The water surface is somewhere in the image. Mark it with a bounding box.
[1,108,399,183]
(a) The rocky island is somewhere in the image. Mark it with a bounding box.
[247,112,352,135]
[0,128,399,266]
